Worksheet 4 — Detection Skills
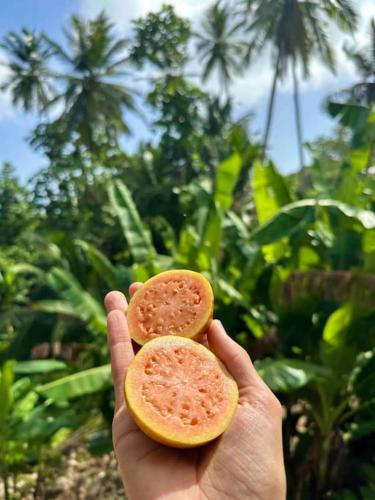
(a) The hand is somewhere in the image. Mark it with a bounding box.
[105,284,286,500]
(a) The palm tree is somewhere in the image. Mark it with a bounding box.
[43,12,137,152]
[0,29,55,111]
[241,0,358,167]
[2,13,137,154]
[195,1,245,94]
[344,18,375,106]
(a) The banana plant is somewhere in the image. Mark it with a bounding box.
[0,359,82,500]
[33,267,107,335]
[247,154,375,496]
[0,258,43,352]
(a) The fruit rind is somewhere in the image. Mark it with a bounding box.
[127,270,214,345]
[124,336,238,448]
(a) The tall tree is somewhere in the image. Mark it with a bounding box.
[0,29,55,111]
[242,0,358,167]
[195,1,245,94]
[43,12,137,153]
[2,13,138,156]
[130,4,191,73]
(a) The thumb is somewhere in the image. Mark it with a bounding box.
[207,320,264,391]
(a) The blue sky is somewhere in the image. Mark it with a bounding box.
[0,0,373,182]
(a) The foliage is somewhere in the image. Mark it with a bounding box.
[343,18,375,106]
[0,163,36,246]
[130,4,191,71]
[0,360,84,498]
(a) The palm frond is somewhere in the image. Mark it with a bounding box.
[321,0,358,33]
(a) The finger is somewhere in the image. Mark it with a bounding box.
[207,320,263,390]
[107,310,134,410]
[129,282,142,298]
[106,293,134,410]
[104,291,128,314]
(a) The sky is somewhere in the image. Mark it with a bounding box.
[0,0,374,182]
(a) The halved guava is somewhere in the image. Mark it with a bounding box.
[127,270,214,345]
[125,336,238,448]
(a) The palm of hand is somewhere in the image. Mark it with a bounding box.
[106,288,285,500]
[113,375,283,500]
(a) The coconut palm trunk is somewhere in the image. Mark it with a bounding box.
[292,61,304,169]
[262,51,281,161]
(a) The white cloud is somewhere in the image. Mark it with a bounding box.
[0,49,16,120]
[80,0,374,105]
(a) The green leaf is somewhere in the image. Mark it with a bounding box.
[255,358,329,393]
[216,278,249,309]
[0,360,15,423]
[75,240,118,289]
[225,211,249,239]
[47,267,106,333]
[252,160,292,224]
[327,101,370,133]
[363,230,375,254]
[11,391,39,420]
[108,180,155,263]
[175,226,200,266]
[323,200,375,229]
[250,200,375,246]
[197,205,222,270]
[252,161,292,261]
[323,304,353,349]
[298,246,320,270]
[154,254,173,271]
[37,364,111,401]
[16,404,82,441]
[14,360,67,374]
[251,200,313,246]
[32,300,78,317]
[215,153,242,210]
[132,262,152,282]
[0,341,10,354]
[363,230,375,271]
[8,263,43,277]
[242,313,264,339]
[349,148,371,173]
[11,377,32,400]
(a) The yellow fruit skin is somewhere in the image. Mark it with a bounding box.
[127,270,214,346]
[124,336,238,448]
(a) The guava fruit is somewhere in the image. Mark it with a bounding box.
[127,270,214,345]
[124,336,238,448]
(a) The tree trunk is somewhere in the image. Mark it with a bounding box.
[292,61,304,170]
[262,51,280,161]
[3,474,10,500]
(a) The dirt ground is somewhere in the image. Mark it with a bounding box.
[1,449,126,500]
